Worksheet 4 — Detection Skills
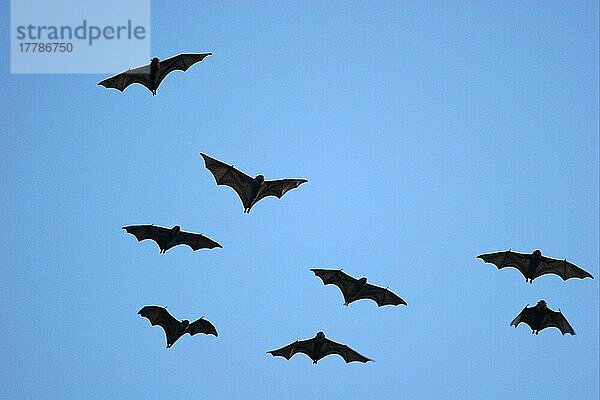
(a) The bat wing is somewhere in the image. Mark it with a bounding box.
[321,338,372,363]
[123,225,172,251]
[311,269,359,304]
[477,250,531,279]
[98,63,153,93]
[155,53,212,88]
[200,153,254,209]
[534,256,594,281]
[268,339,315,361]
[360,283,407,307]
[175,231,223,251]
[188,317,218,337]
[542,309,576,335]
[510,305,537,331]
[138,306,184,347]
[253,179,308,203]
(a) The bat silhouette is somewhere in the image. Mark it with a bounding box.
[200,153,308,213]
[268,331,372,364]
[98,53,212,95]
[123,224,222,253]
[510,300,575,335]
[138,306,218,348]
[311,268,406,307]
[477,249,593,283]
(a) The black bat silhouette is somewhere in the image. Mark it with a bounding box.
[311,268,406,307]
[138,306,218,348]
[98,53,212,95]
[123,224,222,253]
[477,249,593,283]
[510,300,575,335]
[200,153,308,213]
[268,331,372,364]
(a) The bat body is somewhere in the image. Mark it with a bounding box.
[510,300,575,335]
[268,332,371,364]
[311,268,406,307]
[98,53,212,95]
[200,153,308,213]
[138,306,218,347]
[477,249,593,283]
[123,224,222,253]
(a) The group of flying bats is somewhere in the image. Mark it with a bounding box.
[100,53,594,364]
[477,249,593,335]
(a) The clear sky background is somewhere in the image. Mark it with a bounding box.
[1,1,598,399]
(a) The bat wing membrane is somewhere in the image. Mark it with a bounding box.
[188,317,218,337]
[138,306,183,347]
[268,339,313,360]
[254,179,308,203]
[361,283,407,307]
[200,153,254,209]
[510,306,535,330]
[175,231,222,251]
[321,338,371,363]
[155,53,212,89]
[311,269,358,304]
[534,256,594,281]
[542,310,576,335]
[98,64,153,92]
[477,250,530,279]
[123,225,172,251]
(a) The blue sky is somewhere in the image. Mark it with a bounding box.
[1,1,598,399]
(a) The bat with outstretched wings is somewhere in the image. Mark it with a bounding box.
[200,153,308,213]
[510,300,575,335]
[123,224,222,253]
[98,53,212,95]
[138,306,218,347]
[477,249,593,283]
[268,332,372,364]
[311,268,406,307]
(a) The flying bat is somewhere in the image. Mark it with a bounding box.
[510,300,575,335]
[200,153,308,213]
[123,224,222,253]
[138,306,218,348]
[477,249,593,283]
[268,331,372,364]
[311,268,406,307]
[98,53,212,95]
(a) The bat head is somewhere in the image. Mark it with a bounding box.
[316,331,325,340]
[171,225,181,234]
[254,175,265,184]
[358,277,367,285]
[181,320,190,327]
[151,57,159,64]
[536,300,547,308]
[532,249,542,258]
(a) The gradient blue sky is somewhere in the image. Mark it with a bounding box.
[1,2,598,399]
